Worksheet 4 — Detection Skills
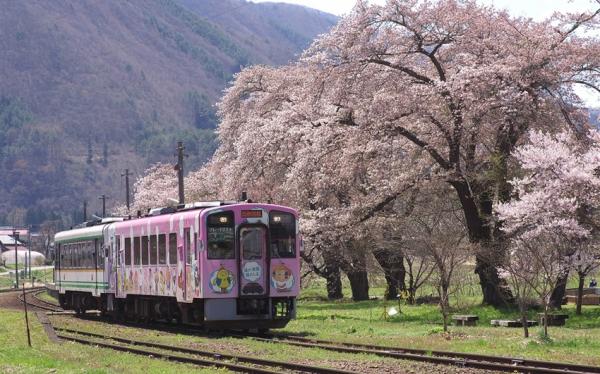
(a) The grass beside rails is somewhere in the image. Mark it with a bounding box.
[31,268,53,283]
[0,275,15,289]
[0,310,227,373]
[284,293,600,366]
[37,290,59,304]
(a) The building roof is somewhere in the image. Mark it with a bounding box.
[0,228,29,237]
[0,235,24,246]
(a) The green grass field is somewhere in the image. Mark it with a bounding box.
[2,271,600,373]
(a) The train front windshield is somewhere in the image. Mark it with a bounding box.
[269,211,296,258]
[207,211,235,259]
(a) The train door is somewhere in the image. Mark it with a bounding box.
[238,226,268,297]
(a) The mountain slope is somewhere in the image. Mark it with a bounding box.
[0,0,337,226]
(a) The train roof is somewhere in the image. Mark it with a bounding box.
[55,225,107,244]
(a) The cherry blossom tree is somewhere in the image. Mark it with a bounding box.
[127,1,600,306]
[297,0,600,306]
[186,63,429,300]
[128,163,179,215]
[496,129,600,315]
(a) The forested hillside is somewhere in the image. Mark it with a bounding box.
[0,0,337,227]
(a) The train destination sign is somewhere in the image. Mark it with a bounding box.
[241,210,263,218]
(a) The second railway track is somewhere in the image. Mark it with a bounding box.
[18,287,63,312]
[50,313,600,374]
[54,326,354,374]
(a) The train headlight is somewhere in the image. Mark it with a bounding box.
[219,216,229,224]
[272,215,282,223]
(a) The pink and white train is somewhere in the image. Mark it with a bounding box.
[54,201,300,329]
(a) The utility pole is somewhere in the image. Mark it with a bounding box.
[175,141,186,204]
[121,169,132,210]
[98,195,108,218]
[22,284,32,347]
[83,200,87,222]
[27,226,31,279]
[13,229,19,289]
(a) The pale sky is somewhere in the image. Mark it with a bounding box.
[252,0,599,106]
[252,0,598,18]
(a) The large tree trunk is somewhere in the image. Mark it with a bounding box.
[549,270,570,309]
[520,307,529,338]
[324,263,343,300]
[322,251,343,300]
[346,270,370,301]
[576,271,585,315]
[451,180,513,307]
[373,248,405,300]
[301,247,343,300]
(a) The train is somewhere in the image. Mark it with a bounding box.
[53,201,300,330]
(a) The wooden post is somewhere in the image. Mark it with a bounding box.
[22,284,32,347]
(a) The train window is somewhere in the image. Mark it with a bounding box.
[125,238,132,266]
[141,236,149,265]
[81,243,87,268]
[134,237,141,266]
[168,233,177,265]
[194,233,198,259]
[207,211,235,259]
[75,244,80,268]
[56,244,61,269]
[158,234,167,265]
[89,242,94,267]
[269,211,296,258]
[83,243,87,267]
[241,227,265,260]
[116,235,121,266]
[97,240,104,268]
[150,235,158,265]
[185,229,191,265]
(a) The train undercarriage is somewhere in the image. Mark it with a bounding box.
[58,292,295,330]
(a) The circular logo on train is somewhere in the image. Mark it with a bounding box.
[242,261,262,282]
[271,264,294,292]
[209,266,235,293]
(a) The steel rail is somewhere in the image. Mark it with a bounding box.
[238,334,600,374]
[18,288,62,312]
[55,327,354,374]
[32,289,61,309]
[57,333,279,374]
[256,333,600,374]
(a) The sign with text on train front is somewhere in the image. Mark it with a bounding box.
[242,261,262,282]
[241,210,263,218]
[208,227,233,241]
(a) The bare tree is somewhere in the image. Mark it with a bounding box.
[508,235,570,338]
[404,191,471,332]
[401,244,435,305]
[569,247,600,315]
[499,249,537,338]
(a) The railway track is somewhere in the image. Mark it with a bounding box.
[62,314,600,374]
[54,326,353,374]
[18,287,63,312]
[241,333,600,374]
